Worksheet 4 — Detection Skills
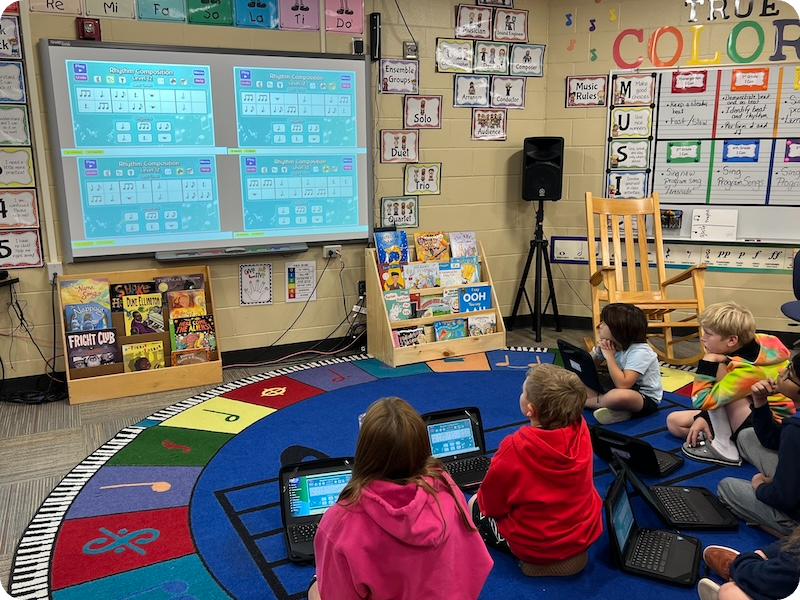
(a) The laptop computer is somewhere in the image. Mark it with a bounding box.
[279,456,354,564]
[615,458,738,530]
[590,424,684,478]
[604,468,701,586]
[557,338,615,394]
[420,407,491,491]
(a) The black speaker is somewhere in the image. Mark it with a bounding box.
[369,13,381,61]
[522,136,564,201]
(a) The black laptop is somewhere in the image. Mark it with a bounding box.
[557,338,615,394]
[420,407,490,491]
[615,459,738,530]
[279,456,354,564]
[590,425,684,478]
[605,468,701,586]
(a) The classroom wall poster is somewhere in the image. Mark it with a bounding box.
[277,0,317,30]
[473,42,509,75]
[0,228,43,269]
[379,59,418,94]
[0,190,39,228]
[187,0,234,25]
[490,76,525,109]
[28,0,83,14]
[471,108,507,141]
[380,196,418,228]
[455,5,493,40]
[0,148,33,187]
[239,263,273,305]
[404,163,441,195]
[436,38,474,73]
[454,74,490,108]
[403,95,442,129]
[0,105,29,145]
[380,129,419,163]
[0,17,21,60]
[493,9,527,43]
[286,261,317,302]
[324,0,363,34]
[84,0,137,19]
[509,43,544,77]
[0,62,24,103]
[566,75,607,107]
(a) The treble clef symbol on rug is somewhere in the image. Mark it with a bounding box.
[83,527,159,555]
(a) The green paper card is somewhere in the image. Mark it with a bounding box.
[188,0,234,25]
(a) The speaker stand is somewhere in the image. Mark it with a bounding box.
[508,199,561,342]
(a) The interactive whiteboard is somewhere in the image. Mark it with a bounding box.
[39,39,372,262]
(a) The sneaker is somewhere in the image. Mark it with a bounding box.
[519,552,588,577]
[703,545,739,581]
[593,407,632,424]
[681,439,742,466]
[697,578,720,600]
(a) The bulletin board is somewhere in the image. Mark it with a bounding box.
[605,65,800,243]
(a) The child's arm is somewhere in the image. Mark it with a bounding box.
[599,340,640,389]
[750,379,782,450]
[729,546,800,600]
[691,355,765,410]
[754,428,800,513]
[314,529,368,600]
[476,457,512,520]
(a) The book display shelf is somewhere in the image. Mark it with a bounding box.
[57,265,222,404]
[366,242,506,367]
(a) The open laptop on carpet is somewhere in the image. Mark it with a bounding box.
[279,456,354,564]
[614,459,738,530]
[590,425,684,478]
[420,406,490,491]
[557,338,615,394]
[605,466,701,586]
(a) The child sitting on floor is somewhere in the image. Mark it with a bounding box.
[469,363,603,576]
[586,303,663,424]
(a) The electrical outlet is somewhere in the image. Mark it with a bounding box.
[358,280,366,297]
[403,41,418,59]
[323,244,342,258]
[47,262,63,283]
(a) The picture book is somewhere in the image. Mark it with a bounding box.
[434,318,467,341]
[393,326,427,348]
[375,230,409,265]
[410,292,452,317]
[65,328,120,369]
[468,314,497,337]
[64,302,112,332]
[459,284,492,312]
[110,281,157,312]
[153,273,205,294]
[383,289,412,322]
[172,348,210,366]
[380,265,406,291]
[403,262,439,290]
[122,293,166,335]
[122,340,165,372]
[167,289,207,320]
[459,256,481,284]
[170,315,217,352]
[437,261,463,287]
[60,278,110,310]
[449,231,478,258]
[414,231,450,262]
[442,288,460,313]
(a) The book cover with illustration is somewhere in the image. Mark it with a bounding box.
[64,302,112,332]
[65,328,120,369]
[122,341,165,372]
[122,293,166,335]
[60,278,110,311]
[459,256,481,284]
[167,289,207,320]
[468,313,497,337]
[383,290,412,322]
[170,314,217,352]
[380,265,406,291]
[434,318,467,341]
[375,230,409,265]
[414,231,450,262]
[110,281,158,312]
[459,284,492,312]
[449,231,478,258]
[393,326,426,348]
[172,348,210,366]
[403,262,439,290]
[438,261,463,287]
[153,273,205,294]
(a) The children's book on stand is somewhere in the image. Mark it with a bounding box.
[64,302,112,332]
[459,256,481,284]
[459,284,492,312]
[403,262,439,290]
[122,293,166,335]
[414,231,450,262]
[438,261,463,287]
[380,265,406,291]
[172,348,210,366]
[374,230,409,265]
[434,318,467,341]
[65,328,120,369]
[122,340,165,372]
[167,289,207,320]
[393,326,427,348]
[383,289,412,322]
[110,282,157,312]
[59,277,110,309]
[468,314,497,337]
[449,231,478,258]
[154,273,205,294]
[170,314,217,352]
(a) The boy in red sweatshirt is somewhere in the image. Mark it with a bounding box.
[469,363,603,576]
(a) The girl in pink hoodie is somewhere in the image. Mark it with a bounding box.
[309,397,493,600]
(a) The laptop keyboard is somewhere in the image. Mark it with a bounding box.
[289,522,319,544]
[630,529,672,573]
[446,455,491,475]
[653,487,701,522]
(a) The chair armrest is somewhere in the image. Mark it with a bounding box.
[589,266,616,287]
[661,264,708,287]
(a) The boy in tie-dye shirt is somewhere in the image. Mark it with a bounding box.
[666,301,794,466]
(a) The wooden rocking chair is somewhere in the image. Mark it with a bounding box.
[585,192,707,365]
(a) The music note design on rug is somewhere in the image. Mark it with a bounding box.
[100,481,172,493]
[162,439,192,453]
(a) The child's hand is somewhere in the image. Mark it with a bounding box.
[751,378,777,408]
[751,472,772,490]
[598,338,617,357]
[686,416,712,448]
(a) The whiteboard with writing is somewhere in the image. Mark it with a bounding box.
[606,66,800,243]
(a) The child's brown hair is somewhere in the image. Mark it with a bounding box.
[700,301,756,346]
[600,303,648,350]
[524,364,586,430]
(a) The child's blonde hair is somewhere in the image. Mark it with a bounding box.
[523,363,586,430]
[699,301,756,345]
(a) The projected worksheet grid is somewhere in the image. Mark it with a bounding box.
[245,176,354,200]
[74,88,209,114]
[86,178,214,205]
[240,92,351,117]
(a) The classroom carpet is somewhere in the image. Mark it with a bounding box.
[8,348,775,600]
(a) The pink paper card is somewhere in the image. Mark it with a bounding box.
[324,0,362,33]
[278,0,319,30]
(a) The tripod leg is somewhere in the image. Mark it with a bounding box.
[534,237,544,342]
[541,239,562,332]
[509,240,536,331]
